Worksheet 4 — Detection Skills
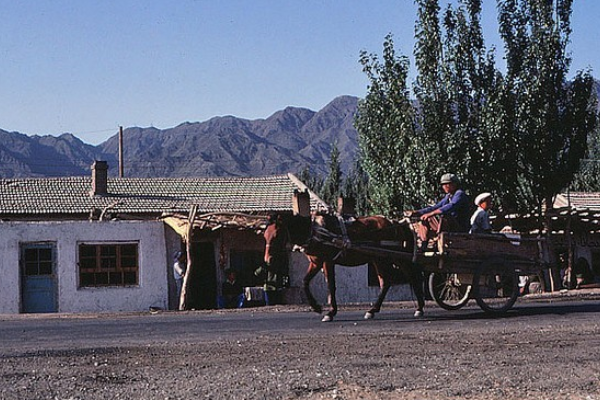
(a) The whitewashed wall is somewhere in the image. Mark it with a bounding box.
[0,220,168,314]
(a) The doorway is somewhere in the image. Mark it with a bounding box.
[21,242,58,313]
[187,242,217,309]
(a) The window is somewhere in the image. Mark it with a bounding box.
[79,243,139,287]
[22,244,55,276]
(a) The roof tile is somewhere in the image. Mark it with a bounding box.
[0,174,327,217]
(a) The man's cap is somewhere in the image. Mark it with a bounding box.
[474,192,492,206]
[440,173,459,185]
[173,251,183,260]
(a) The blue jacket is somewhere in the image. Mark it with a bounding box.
[419,189,471,232]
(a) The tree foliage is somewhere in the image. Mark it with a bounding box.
[355,0,598,217]
[297,165,324,198]
[355,34,419,215]
[570,121,600,191]
[341,159,372,215]
[497,0,598,213]
[321,143,343,208]
[297,146,371,216]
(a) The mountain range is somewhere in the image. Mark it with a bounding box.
[1,80,599,179]
[0,96,359,179]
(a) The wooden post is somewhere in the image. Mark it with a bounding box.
[118,126,124,178]
[179,204,197,310]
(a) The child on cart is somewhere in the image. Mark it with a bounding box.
[470,192,493,234]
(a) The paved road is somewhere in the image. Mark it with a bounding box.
[1,297,600,399]
[2,298,599,355]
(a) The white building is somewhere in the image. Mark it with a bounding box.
[0,162,414,314]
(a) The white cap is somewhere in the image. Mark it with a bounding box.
[474,192,492,206]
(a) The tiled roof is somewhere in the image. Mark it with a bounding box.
[492,192,600,234]
[0,173,328,218]
[554,192,600,210]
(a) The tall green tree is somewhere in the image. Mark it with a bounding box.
[355,34,419,215]
[498,0,598,215]
[341,159,372,216]
[321,143,343,208]
[569,120,600,192]
[415,0,522,210]
[413,0,452,203]
[357,0,597,218]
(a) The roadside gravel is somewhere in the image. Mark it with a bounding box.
[1,291,599,400]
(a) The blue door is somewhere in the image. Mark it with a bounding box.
[21,243,57,313]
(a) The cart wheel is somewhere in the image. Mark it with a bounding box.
[473,260,519,315]
[428,272,471,310]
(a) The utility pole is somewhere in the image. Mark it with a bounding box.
[118,126,124,178]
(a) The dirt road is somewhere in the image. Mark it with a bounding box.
[1,296,599,400]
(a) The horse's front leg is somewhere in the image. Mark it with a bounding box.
[365,265,391,319]
[303,258,322,314]
[321,261,337,322]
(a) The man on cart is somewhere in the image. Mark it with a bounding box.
[407,173,471,250]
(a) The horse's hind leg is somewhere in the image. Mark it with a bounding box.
[303,259,322,314]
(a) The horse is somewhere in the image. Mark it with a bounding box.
[263,213,425,322]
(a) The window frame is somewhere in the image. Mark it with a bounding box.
[21,242,57,277]
[78,241,140,288]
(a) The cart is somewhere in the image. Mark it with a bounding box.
[334,230,551,315]
[421,232,550,314]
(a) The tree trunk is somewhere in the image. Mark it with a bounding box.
[179,205,197,310]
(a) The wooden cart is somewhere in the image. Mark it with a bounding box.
[421,232,550,314]
[343,231,551,315]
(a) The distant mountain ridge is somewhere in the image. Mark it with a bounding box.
[0,95,360,178]
[1,80,599,179]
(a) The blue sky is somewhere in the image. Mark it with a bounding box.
[1,1,598,145]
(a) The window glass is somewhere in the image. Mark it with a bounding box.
[78,243,139,287]
[22,247,55,276]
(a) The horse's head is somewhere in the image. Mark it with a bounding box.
[263,214,312,264]
[263,215,286,264]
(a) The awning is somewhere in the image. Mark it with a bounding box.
[161,211,270,241]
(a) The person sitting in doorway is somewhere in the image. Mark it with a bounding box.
[219,269,245,309]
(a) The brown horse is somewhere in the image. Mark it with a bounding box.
[263,213,425,322]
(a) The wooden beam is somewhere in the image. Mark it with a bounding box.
[179,204,197,310]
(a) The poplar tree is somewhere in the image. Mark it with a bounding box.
[355,34,419,215]
[342,159,372,216]
[570,122,600,191]
[356,0,596,218]
[321,144,343,208]
[413,0,452,203]
[498,0,598,214]
[297,166,324,196]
